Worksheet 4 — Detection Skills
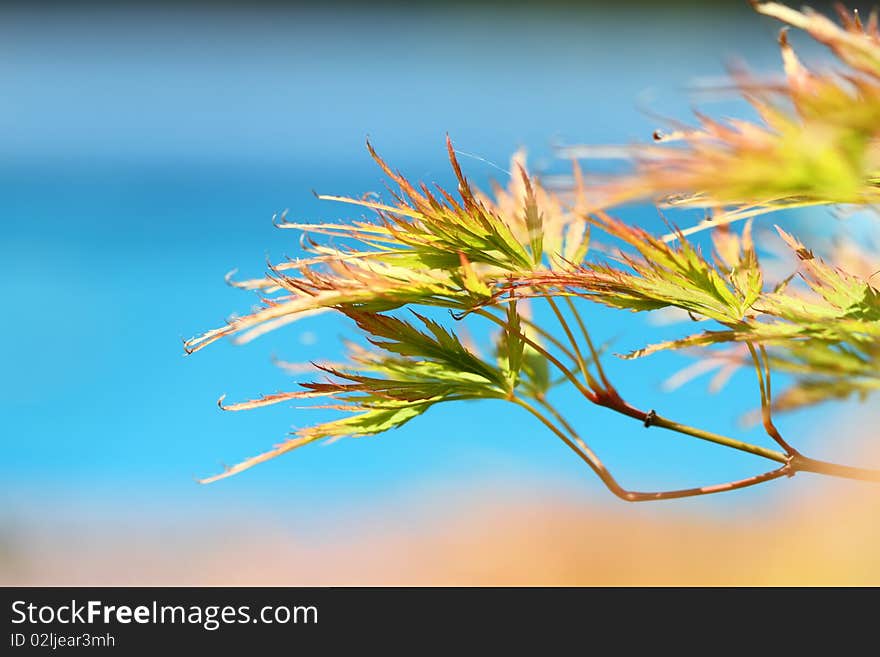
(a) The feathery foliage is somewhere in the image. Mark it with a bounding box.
[187,2,880,500]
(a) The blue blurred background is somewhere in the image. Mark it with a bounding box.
[2,1,875,584]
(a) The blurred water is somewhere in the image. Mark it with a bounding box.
[0,1,862,555]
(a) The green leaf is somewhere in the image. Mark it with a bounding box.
[504,297,524,388]
[342,309,507,389]
[519,165,544,266]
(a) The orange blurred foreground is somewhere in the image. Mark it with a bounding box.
[3,458,878,586]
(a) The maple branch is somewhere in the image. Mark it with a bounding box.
[478,306,789,464]
[487,306,880,487]
[513,395,793,501]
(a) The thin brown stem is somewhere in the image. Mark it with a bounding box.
[792,456,880,482]
[478,305,880,487]
[746,341,800,455]
[534,396,581,441]
[619,467,792,501]
[483,305,581,370]
[513,396,793,502]
[562,296,614,392]
[509,396,618,492]
[544,294,600,391]
[475,308,598,402]
[481,307,786,462]
[649,413,789,464]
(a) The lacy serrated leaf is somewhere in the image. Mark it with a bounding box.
[565,2,880,239]
[502,296,524,389]
[199,400,433,484]
[342,309,506,388]
[518,165,544,266]
[186,139,594,356]
[200,312,510,483]
[508,213,762,325]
